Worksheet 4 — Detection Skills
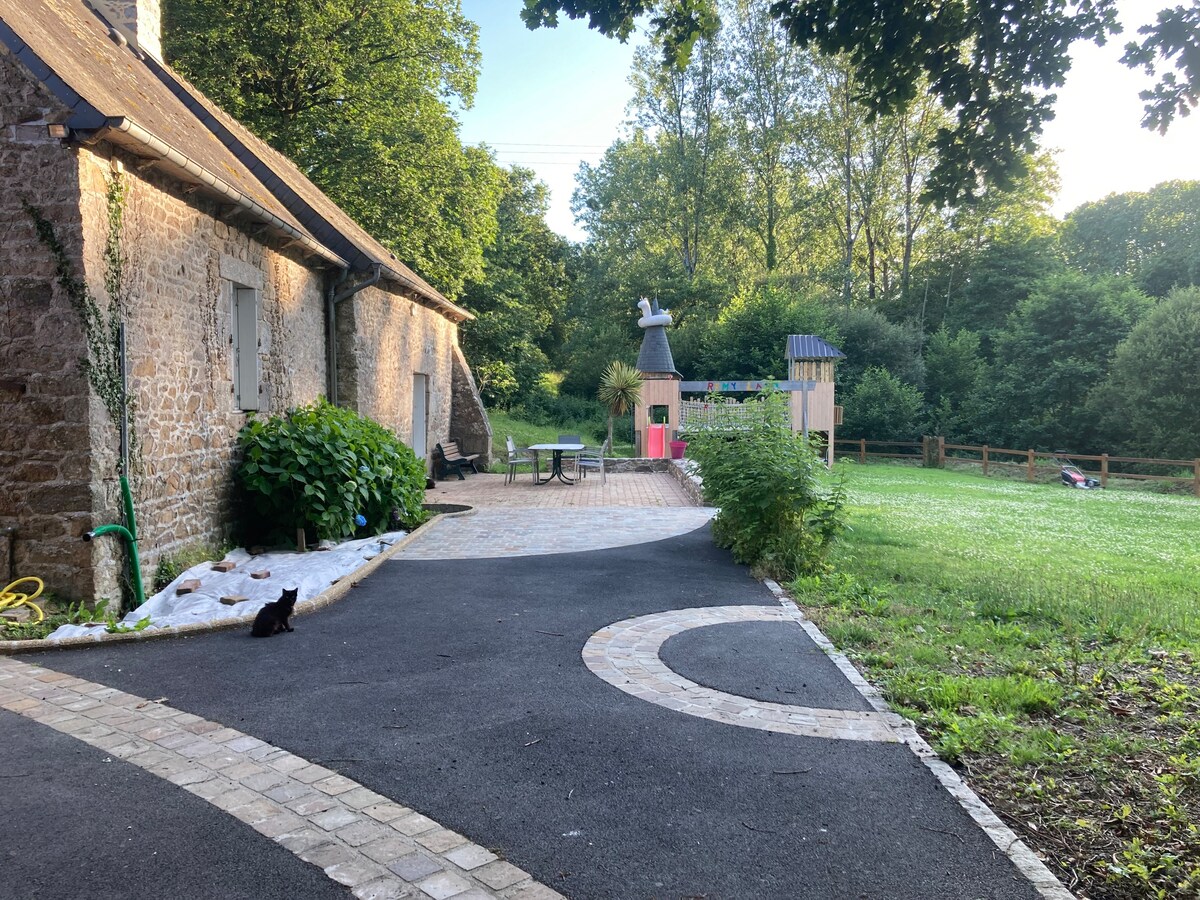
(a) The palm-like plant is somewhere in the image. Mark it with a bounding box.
[597,361,643,450]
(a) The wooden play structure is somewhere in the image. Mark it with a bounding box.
[631,300,844,463]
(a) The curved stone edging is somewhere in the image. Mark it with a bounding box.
[0,512,463,655]
[762,579,1074,900]
[0,656,560,899]
[582,606,898,742]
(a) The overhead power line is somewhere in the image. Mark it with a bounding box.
[482,141,607,149]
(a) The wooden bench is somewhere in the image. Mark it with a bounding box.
[434,439,480,481]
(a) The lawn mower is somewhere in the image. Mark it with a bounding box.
[1053,452,1101,489]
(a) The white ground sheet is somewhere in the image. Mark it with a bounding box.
[46,532,406,641]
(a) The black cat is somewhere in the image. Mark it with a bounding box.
[250,587,298,637]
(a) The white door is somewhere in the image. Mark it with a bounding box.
[411,373,428,462]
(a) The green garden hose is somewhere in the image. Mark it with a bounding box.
[83,473,146,610]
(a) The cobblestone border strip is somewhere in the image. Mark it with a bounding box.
[582,606,898,742]
[762,579,1074,900]
[0,655,561,900]
[0,511,468,655]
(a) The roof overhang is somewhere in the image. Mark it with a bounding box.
[86,117,348,268]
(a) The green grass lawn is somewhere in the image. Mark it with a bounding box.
[793,462,1200,899]
[487,410,635,459]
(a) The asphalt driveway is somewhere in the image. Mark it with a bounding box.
[16,522,1044,899]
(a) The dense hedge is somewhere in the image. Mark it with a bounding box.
[237,400,427,544]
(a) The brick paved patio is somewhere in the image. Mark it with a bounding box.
[425,472,694,509]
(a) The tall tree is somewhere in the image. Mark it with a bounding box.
[627,37,733,279]
[922,326,986,439]
[1099,286,1200,458]
[460,167,571,406]
[831,305,924,395]
[904,153,1063,340]
[892,92,946,298]
[840,367,924,441]
[717,0,810,273]
[795,56,885,304]
[164,0,503,297]
[572,36,742,314]
[697,283,835,379]
[1060,180,1200,297]
[984,273,1150,451]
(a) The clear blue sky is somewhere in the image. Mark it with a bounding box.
[458,0,1200,241]
[457,1,642,240]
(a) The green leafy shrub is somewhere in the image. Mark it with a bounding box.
[237,400,427,543]
[687,391,845,579]
[840,366,925,441]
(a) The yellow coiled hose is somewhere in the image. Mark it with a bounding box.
[0,577,45,625]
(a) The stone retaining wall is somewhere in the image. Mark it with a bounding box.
[606,457,673,474]
[449,345,491,467]
[668,459,706,506]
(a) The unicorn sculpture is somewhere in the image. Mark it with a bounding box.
[634,297,679,377]
[636,297,673,329]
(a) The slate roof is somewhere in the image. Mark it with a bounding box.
[636,326,680,376]
[785,334,845,360]
[0,0,469,321]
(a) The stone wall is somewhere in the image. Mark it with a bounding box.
[0,42,491,602]
[450,344,492,467]
[0,49,97,599]
[335,285,457,470]
[74,146,330,598]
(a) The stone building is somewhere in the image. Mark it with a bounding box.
[0,0,491,602]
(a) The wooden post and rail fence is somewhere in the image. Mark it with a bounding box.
[833,436,1200,497]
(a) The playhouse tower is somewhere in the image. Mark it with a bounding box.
[633,299,681,456]
[786,335,844,464]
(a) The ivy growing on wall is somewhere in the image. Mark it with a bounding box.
[24,173,137,472]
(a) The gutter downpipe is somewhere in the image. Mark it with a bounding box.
[326,264,383,405]
[82,324,146,612]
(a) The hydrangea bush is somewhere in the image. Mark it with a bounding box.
[237,400,427,543]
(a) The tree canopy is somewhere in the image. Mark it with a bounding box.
[1100,286,1200,458]
[164,0,502,297]
[521,0,1198,206]
[460,167,571,406]
[1061,180,1200,297]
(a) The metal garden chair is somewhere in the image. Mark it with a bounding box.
[504,436,539,484]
